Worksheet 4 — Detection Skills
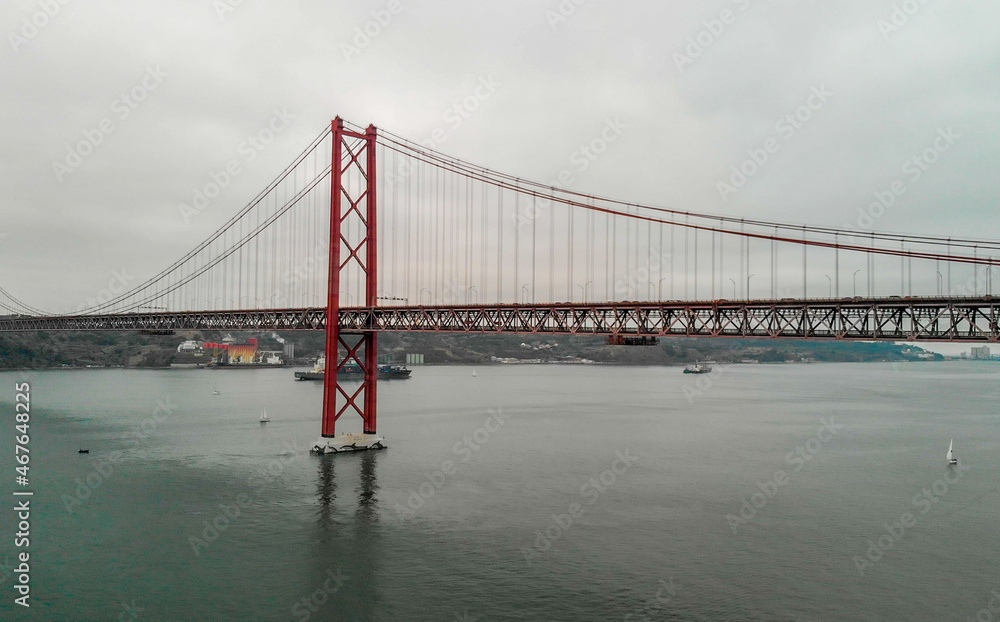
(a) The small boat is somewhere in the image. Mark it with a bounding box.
[212,389,220,395]
[472,369,477,377]
[78,449,89,454]
[259,408,270,423]
[947,438,957,465]
[683,363,712,374]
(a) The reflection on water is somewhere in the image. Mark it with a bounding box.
[356,451,380,523]
[3,363,1000,621]
[314,450,381,526]
[308,450,384,619]
[316,452,337,526]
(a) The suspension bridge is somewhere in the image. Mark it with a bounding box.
[2,118,998,451]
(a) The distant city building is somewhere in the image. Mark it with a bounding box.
[172,341,208,368]
[970,346,991,360]
[199,338,283,366]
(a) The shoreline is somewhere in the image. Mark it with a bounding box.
[0,358,970,373]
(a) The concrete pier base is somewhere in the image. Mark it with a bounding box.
[310,433,386,454]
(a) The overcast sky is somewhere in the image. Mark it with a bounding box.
[2,0,998,351]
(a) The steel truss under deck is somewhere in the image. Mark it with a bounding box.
[3,297,999,342]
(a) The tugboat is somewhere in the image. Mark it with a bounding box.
[683,363,712,374]
[295,356,412,380]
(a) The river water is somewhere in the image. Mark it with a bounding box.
[0,361,998,621]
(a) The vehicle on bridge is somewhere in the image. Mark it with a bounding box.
[606,335,659,346]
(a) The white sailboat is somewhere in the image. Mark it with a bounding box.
[472,368,477,377]
[946,438,957,465]
[259,408,270,423]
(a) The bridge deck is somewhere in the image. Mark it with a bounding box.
[1,297,998,342]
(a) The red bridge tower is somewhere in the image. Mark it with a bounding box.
[313,118,383,453]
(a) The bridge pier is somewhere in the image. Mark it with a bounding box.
[312,118,385,455]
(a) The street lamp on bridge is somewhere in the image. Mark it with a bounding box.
[728,278,736,299]
[746,274,755,300]
[467,286,478,304]
[824,274,832,298]
[853,270,861,297]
